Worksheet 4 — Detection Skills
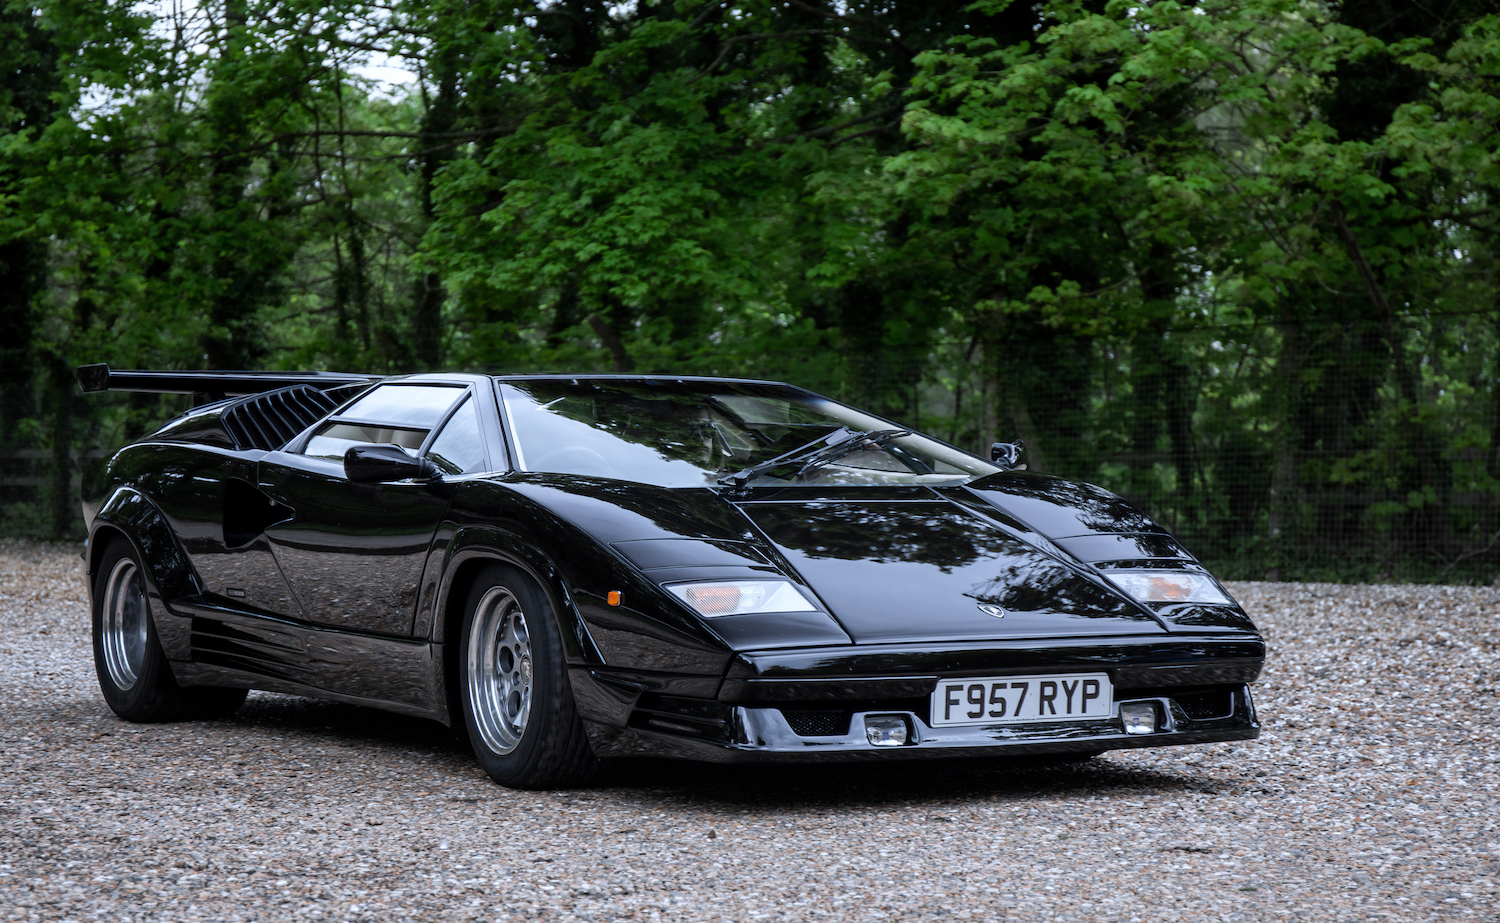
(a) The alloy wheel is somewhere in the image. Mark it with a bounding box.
[101,557,149,691]
[467,586,533,754]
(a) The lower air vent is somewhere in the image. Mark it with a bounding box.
[189,617,306,685]
[782,710,851,737]
[629,695,733,742]
[1174,689,1233,720]
[645,716,713,736]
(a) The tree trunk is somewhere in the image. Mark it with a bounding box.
[1266,318,1304,581]
[1128,329,1165,497]
[549,283,582,351]
[982,309,1046,473]
[45,355,74,540]
[201,0,264,370]
[587,313,634,373]
[1163,355,1195,502]
[1330,199,1449,557]
[0,3,61,440]
[1487,294,1500,552]
[332,232,350,342]
[1330,202,1421,413]
[412,271,444,369]
[1005,391,1045,474]
[348,219,370,353]
[1488,300,1500,485]
[836,279,889,411]
[0,239,41,441]
[977,323,998,453]
[412,50,460,370]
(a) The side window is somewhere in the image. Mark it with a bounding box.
[425,397,488,476]
[303,384,464,461]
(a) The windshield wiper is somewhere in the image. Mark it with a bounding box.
[716,427,911,496]
[716,428,850,492]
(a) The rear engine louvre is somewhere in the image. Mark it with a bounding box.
[220,385,345,451]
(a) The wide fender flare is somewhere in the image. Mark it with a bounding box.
[430,525,604,665]
[86,486,199,661]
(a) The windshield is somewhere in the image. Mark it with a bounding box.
[498,380,1000,489]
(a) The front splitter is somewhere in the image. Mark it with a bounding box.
[585,685,1260,762]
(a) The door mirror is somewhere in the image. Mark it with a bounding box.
[990,440,1026,470]
[344,444,440,482]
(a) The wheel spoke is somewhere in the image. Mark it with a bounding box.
[467,586,534,755]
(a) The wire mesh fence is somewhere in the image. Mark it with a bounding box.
[844,313,1500,586]
[3,309,1497,586]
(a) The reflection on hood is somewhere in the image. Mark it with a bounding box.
[743,500,1164,644]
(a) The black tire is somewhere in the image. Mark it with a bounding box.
[91,537,247,722]
[459,563,598,789]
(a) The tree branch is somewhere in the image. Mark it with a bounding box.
[1329,199,1396,321]
[762,104,904,146]
[782,0,917,54]
[698,29,895,77]
[277,127,513,141]
[687,0,734,31]
[829,118,902,146]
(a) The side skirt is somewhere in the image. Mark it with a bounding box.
[164,596,449,725]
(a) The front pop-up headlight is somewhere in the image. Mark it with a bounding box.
[667,580,817,618]
[1105,571,1231,605]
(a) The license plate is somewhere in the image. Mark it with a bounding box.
[931,673,1113,726]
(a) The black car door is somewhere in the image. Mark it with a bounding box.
[257,382,480,636]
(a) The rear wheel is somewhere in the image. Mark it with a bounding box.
[460,564,597,789]
[92,537,246,722]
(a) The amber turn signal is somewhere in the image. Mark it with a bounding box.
[607,590,622,606]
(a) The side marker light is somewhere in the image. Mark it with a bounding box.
[607,590,622,607]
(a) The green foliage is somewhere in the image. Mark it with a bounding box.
[0,0,1496,582]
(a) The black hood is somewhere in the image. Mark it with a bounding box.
[512,474,1252,645]
[741,499,1165,644]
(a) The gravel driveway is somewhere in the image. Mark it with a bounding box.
[2,542,1496,922]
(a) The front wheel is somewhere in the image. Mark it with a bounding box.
[459,564,597,789]
[92,537,246,722]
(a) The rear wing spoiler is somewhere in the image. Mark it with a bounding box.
[77,364,378,403]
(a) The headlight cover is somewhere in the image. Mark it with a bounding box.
[1105,571,1231,605]
[667,580,817,618]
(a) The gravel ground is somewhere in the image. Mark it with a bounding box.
[2,541,1497,922]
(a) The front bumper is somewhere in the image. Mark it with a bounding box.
[575,633,1265,762]
[583,683,1260,762]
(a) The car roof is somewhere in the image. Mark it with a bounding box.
[386,372,804,389]
[492,373,794,386]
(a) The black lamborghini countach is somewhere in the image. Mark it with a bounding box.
[77,365,1263,788]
